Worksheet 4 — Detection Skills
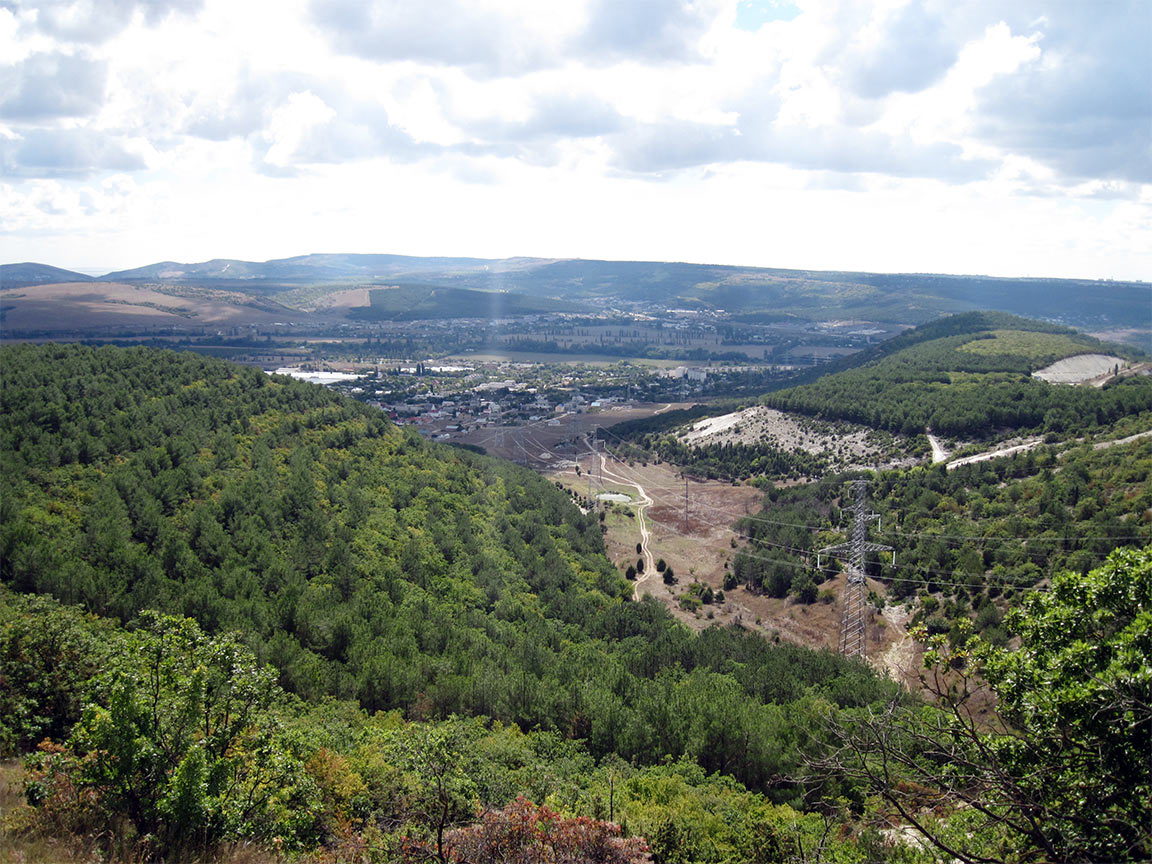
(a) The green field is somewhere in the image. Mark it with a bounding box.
[957,328,1104,364]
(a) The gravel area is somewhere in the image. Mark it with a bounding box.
[679,405,915,470]
[1033,353,1125,384]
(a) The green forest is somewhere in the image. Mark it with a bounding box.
[2,342,1149,863]
[732,438,1151,627]
[762,312,1150,438]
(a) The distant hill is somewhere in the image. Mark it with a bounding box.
[7,254,1151,334]
[350,284,584,320]
[100,253,539,287]
[1,262,94,287]
[763,311,1151,438]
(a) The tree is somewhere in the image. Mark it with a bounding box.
[23,612,311,860]
[791,574,817,605]
[818,546,1152,863]
[387,719,480,862]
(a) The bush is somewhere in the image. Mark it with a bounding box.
[24,613,314,860]
[792,574,818,605]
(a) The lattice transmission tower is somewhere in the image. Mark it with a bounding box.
[818,479,894,658]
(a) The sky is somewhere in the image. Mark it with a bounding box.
[1,0,1149,279]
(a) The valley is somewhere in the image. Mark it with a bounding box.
[2,263,1150,864]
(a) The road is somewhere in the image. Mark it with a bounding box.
[926,430,949,464]
[947,438,1043,471]
[1093,428,1152,450]
[596,451,657,598]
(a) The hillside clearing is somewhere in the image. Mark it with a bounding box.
[678,405,917,470]
[1032,353,1127,384]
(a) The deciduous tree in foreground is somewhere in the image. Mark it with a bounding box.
[817,545,1152,863]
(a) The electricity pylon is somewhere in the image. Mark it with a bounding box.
[818,479,894,658]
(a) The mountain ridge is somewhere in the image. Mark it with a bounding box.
[4,253,1150,332]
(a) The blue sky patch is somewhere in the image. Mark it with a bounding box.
[735,0,801,31]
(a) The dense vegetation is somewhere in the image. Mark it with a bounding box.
[0,345,896,793]
[822,545,1152,863]
[0,589,895,862]
[732,436,1152,640]
[617,436,828,483]
[763,313,1150,438]
[3,341,1149,861]
[4,548,1148,862]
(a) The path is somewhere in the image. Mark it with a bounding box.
[596,451,656,599]
[1093,428,1152,450]
[946,438,1043,471]
[936,427,1150,473]
[926,430,949,464]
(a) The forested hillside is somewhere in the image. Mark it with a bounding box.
[0,344,894,785]
[763,312,1149,437]
[2,343,1149,861]
[733,438,1152,640]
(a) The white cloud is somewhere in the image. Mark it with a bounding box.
[263,91,336,167]
[1,0,1148,279]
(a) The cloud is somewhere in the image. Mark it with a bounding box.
[308,0,558,75]
[575,0,718,63]
[453,91,623,163]
[0,51,107,119]
[250,89,432,171]
[972,1,1151,184]
[310,0,723,73]
[13,0,203,43]
[607,115,994,182]
[1,127,147,177]
[842,2,958,98]
[182,67,300,141]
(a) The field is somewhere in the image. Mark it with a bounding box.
[957,328,1098,361]
[0,281,302,333]
[547,448,918,681]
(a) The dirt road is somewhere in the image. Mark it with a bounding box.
[926,431,949,464]
[597,451,657,598]
[947,438,1042,471]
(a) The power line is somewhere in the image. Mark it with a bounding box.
[594,419,1148,547]
[592,447,1067,594]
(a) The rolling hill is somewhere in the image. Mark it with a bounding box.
[762,311,1150,437]
[351,284,584,320]
[6,254,1149,335]
[0,342,895,801]
[0,262,94,287]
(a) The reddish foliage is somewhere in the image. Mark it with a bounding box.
[404,796,650,864]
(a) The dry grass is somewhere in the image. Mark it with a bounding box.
[0,282,299,333]
[0,760,287,864]
[550,449,927,680]
[0,759,94,864]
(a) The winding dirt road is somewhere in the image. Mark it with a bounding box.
[596,451,657,598]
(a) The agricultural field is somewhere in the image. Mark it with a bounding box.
[0,281,303,332]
